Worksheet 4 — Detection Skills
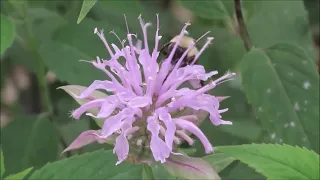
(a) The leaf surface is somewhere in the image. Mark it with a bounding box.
[29,150,143,179]
[240,44,319,152]
[216,144,320,179]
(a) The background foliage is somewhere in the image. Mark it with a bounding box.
[0,0,319,179]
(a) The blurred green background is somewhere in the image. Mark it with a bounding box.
[0,0,319,179]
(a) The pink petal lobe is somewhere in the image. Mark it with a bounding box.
[174,118,213,154]
[128,96,151,108]
[157,108,176,150]
[147,116,171,163]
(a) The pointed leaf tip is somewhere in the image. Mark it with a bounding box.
[77,0,98,24]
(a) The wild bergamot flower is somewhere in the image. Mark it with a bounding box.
[61,15,235,165]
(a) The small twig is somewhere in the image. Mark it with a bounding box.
[234,0,252,52]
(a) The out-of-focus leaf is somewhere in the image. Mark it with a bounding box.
[240,43,319,152]
[29,8,67,43]
[1,150,4,178]
[6,9,66,73]
[94,0,171,47]
[77,0,97,24]
[194,82,253,157]
[216,144,320,179]
[218,119,262,141]
[303,0,320,25]
[163,154,221,180]
[5,168,33,180]
[38,41,105,86]
[54,17,125,59]
[0,15,15,56]
[203,153,235,173]
[40,19,126,85]
[248,0,314,56]
[8,0,25,6]
[29,150,143,179]
[192,0,314,74]
[1,116,58,175]
[94,0,144,32]
[179,0,228,20]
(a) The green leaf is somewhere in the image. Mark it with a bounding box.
[1,149,4,178]
[248,0,313,56]
[216,144,320,179]
[218,119,262,141]
[179,0,228,20]
[8,0,25,13]
[240,43,319,152]
[40,19,124,85]
[163,154,222,180]
[224,162,265,180]
[143,164,175,180]
[39,41,105,86]
[29,8,67,43]
[94,0,144,32]
[178,148,197,155]
[29,150,143,179]
[6,168,33,180]
[1,116,58,175]
[303,0,320,25]
[7,9,66,73]
[0,15,15,56]
[193,83,254,157]
[8,0,25,6]
[203,153,235,173]
[77,0,98,24]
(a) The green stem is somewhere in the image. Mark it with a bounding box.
[22,4,53,114]
[34,48,53,113]
[15,1,70,157]
[143,164,155,180]
[234,0,252,52]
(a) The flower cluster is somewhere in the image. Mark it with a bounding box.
[62,15,235,165]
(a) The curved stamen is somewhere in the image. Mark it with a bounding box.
[167,22,191,61]
[94,28,116,59]
[191,37,214,65]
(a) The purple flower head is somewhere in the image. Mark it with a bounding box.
[62,15,235,165]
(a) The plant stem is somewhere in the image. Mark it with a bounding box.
[234,0,252,52]
[34,50,53,113]
[23,21,71,155]
[19,2,71,157]
[22,4,53,114]
[143,164,155,180]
